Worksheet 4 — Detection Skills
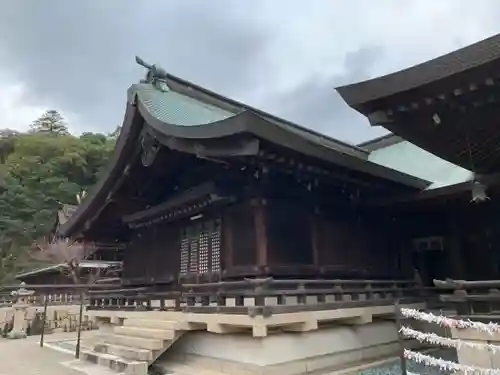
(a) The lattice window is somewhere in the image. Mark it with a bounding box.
[189,238,199,273]
[180,234,190,275]
[199,232,209,274]
[211,220,221,273]
[180,216,222,275]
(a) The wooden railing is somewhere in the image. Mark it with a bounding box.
[0,284,120,308]
[434,278,500,317]
[88,278,426,316]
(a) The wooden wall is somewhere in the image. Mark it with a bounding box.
[224,202,256,269]
[266,200,313,266]
[313,211,401,278]
[121,199,409,285]
[123,221,180,285]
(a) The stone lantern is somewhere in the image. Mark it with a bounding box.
[8,282,35,339]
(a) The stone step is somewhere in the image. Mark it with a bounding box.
[81,348,148,375]
[115,326,176,340]
[123,318,180,330]
[103,333,164,350]
[158,361,226,375]
[97,342,154,362]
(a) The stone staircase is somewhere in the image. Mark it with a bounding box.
[81,318,185,375]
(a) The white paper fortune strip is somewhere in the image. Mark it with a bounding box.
[405,349,500,375]
[400,308,500,334]
[400,326,500,353]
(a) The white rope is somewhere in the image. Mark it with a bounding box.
[400,326,500,353]
[405,349,500,375]
[400,308,500,334]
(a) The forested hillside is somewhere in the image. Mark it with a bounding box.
[0,110,117,282]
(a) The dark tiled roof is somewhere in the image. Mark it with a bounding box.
[336,33,500,106]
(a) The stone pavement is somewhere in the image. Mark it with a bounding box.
[0,332,112,375]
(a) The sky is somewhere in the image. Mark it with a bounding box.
[0,1,499,144]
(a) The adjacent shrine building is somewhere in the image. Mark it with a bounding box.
[16,203,123,285]
[337,33,500,285]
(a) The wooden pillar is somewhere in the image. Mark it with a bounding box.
[253,199,268,267]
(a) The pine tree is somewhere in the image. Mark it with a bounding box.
[30,110,69,136]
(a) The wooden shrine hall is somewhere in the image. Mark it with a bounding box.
[42,57,431,374]
[53,35,500,306]
[56,57,430,291]
[38,37,500,375]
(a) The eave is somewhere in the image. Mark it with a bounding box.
[136,94,428,189]
[336,33,500,109]
[122,181,232,229]
[336,33,500,174]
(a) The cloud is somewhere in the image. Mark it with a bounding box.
[0,0,500,142]
[260,47,389,143]
[0,82,43,132]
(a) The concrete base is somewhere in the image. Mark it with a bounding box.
[451,327,500,369]
[156,321,406,375]
[6,331,27,339]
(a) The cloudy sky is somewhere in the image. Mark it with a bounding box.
[0,1,499,144]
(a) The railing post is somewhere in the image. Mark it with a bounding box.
[39,296,49,347]
[394,300,408,375]
[75,290,85,359]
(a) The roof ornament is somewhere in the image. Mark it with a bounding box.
[135,56,170,92]
[464,128,490,203]
[471,179,489,203]
[140,131,160,167]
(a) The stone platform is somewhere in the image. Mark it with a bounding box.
[156,320,404,375]
[65,302,426,375]
[0,332,92,375]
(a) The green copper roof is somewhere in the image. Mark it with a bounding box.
[129,83,235,126]
[368,140,472,190]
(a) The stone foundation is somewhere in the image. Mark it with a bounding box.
[451,327,500,369]
[156,321,405,375]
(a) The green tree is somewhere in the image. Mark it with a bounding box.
[0,129,19,192]
[30,110,69,136]
[0,129,18,163]
[0,122,116,279]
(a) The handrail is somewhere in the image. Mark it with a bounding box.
[1,283,121,290]
[432,278,500,317]
[434,278,500,289]
[0,277,425,315]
